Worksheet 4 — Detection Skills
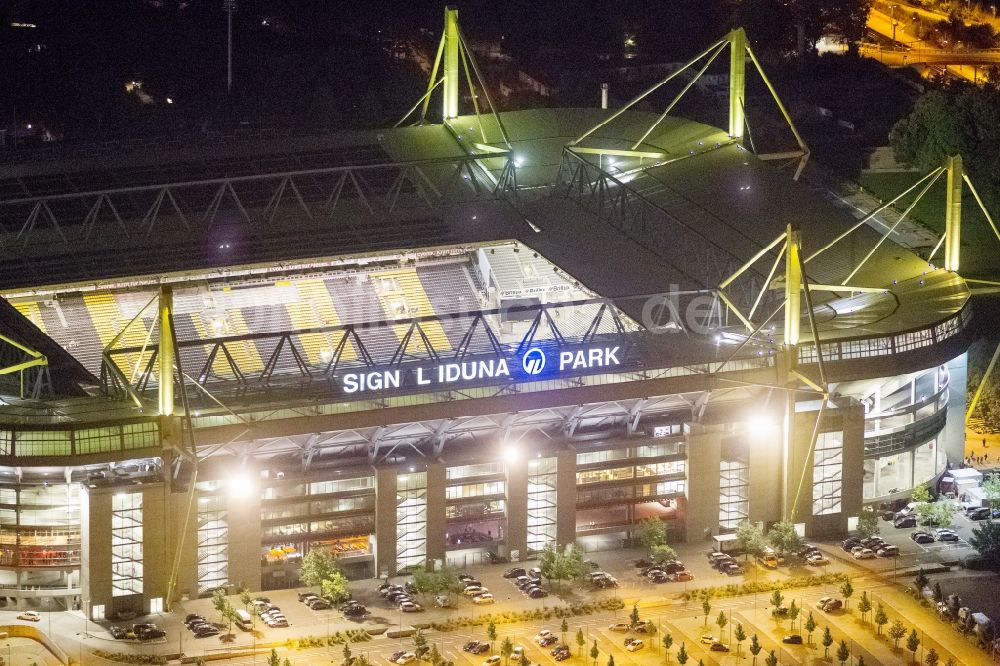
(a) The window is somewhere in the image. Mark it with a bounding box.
[527,458,557,554]
[122,422,158,450]
[576,467,633,484]
[446,462,503,480]
[813,431,843,516]
[197,494,228,595]
[719,459,749,530]
[112,492,143,596]
[445,481,505,500]
[149,597,164,613]
[396,472,427,571]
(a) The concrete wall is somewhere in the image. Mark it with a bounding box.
[374,467,397,577]
[555,448,577,547]
[684,426,722,543]
[505,457,528,559]
[425,462,447,566]
[227,483,262,592]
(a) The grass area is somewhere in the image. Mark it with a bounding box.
[859,170,1000,278]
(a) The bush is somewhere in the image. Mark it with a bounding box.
[92,651,167,665]
[678,573,849,601]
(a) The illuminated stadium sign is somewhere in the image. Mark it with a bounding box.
[340,345,621,394]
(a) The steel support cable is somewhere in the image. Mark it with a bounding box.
[748,241,787,321]
[457,26,511,149]
[963,172,1000,244]
[396,78,444,128]
[711,297,786,376]
[571,37,728,146]
[631,41,729,150]
[788,399,827,523]
[805,167,943,263]
[841,168,944,285]
[419,34,447,122]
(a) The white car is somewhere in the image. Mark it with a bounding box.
[484,656,502,666]
[608,623,630,633]
[852,548,875,560]
[806,553,828,565]
[534,630,554,644]
[512,646,525,660]
[17,611,40,622]
[625,639,644,652]
[399,601,424,612]
[473,593,495,605]
[464,586,488,597]
[395,653,417,665]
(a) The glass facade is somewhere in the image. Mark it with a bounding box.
[526,457,557,554]
[396,472,427,571]
[196,494,228,596]
[812,431,843,516]
[719,459,749,530]
[111,492,143,597]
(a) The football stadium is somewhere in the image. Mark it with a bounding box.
[0,11,979,619]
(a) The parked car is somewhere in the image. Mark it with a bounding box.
[710,643,730,652]
[806,553,828,565]
[504,567,527,578]
[608,623,631,633]
[463,586,488,597]
[894,516,917,529]
[911,531,935,544]
[109,626,129,639]
[783,635,803,645]
[625,639,644,652]
[194,627,220,638]
[17,611,40,622]
[400,601,424,612]
[527,588,548,599]
[935,529,959,542]
[467,643,490,655]
[473,593,495,605]
[395,652,417,665]
[434,595,452,608]
[841,538,861,551]
[820,598,842,612]
[533,630,555,644]
[852,548,875,560]
[483,656,502,666]
[877,545,899,557]
[969,507,992,521]
[700,634,717,645]
[669,571,694,582]
[539,635,558,647]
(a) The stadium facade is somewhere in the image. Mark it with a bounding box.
[0,13,977,619]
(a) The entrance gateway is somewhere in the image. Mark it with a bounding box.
[340,345,621,393]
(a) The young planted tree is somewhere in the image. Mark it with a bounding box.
[822,627,833,657]
[857,658,867,666]
[764,651,778,666]
[701,597,711,627]
[889,620,907,649]
[804,612,816,644]
[857,592,873,624]
[925,648,939,666]
[413,630,427,655]
[300,548,341,588]
[836,640,850,666]
[519,655,529,666]
[932,582,943,603]
[857,508,880,539]
[649,544,677,566]
[344,642,353,663]
[734,623,746,655]
[607,656,616,666]
[840,579,854,610]
[487,621,497,650]
[906,629,920,663]
[735,521,767,561]
[561,618,569,643]
[661,635,672,663]
[874,604,888,635]
[769,589,784,610]
[644,620,656,636]
[576,628,586,656]
[212,587,231,626]
[429,645,443,666]
[590,640,600,666]
[629,605,640,628]
[787,600,799,632]
[501,637,514,666]
[715,611,728,636]
[766,520,801,556]
[915,569,929,592]
[749,635,761,666]
[268,649,281,666]
[676,644,688,666]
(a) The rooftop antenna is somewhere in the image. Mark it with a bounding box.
[223,0,236,95]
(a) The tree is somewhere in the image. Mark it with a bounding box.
[912,485,932,504]
[787,600,799,632]
[889,620,907,649]
[429,645,443,666]
[676,644,687,666]
[344,642,354,662]
[414,630,427,654]
[661,635,673,663]
[300,548,341,588]
[630,605,641,629]
[701,596,711,626]
[487,621,497,650]
[769,589,784,609]
[716,611,728,636]
[636,517,668,550]
[933,501,955,528]
[322,571,351,604]
[413,566,463,597]
[822,627,833,657]
[268,649,281,666]
[932,582,944,602]
[984,474,1000,514]
[857,658,867,666]
[734,624,746,655]
[858,508,880,539]
[590,640,600,666]
[239,586,253,615]
[875,604,888,636]
[766,520,801,555]
[650,544,677,566]
[906,629,920,663]
[576,629,586,656]
[925,648,939,666]
[501,637,514,666]
[749,635,761,666]
[915,569,930,593]
[539,543,586,588]
[212,588,232,628]
[969,521,1000,564]
[764,651,777,666]
[840,579,854,610]
[858,592,872,623]
[607,656,615,666]
[561,618,569,643]
[836,640,850,666]
[735,521,767,559]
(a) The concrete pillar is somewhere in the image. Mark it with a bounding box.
[505,457,528,560]
[374,467,398,578]
[554,449,577,547]
[443,7,460,119]
[80,487,112,612]
[226,480,262,592]
[684,427,723,543]
[425,461,447,567]
[166,486,199,604]
[728,28,746,139]
[140,483,169,610]
[945,154,963,272]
